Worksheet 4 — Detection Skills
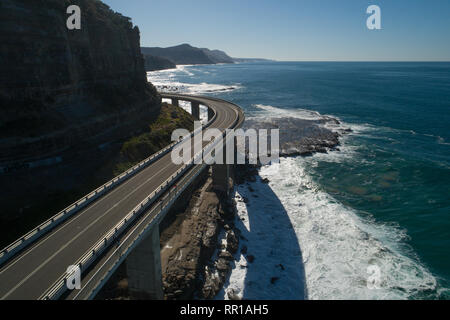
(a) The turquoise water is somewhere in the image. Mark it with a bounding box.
[149,62,450,299]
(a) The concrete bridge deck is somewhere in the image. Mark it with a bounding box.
[0,94,244,300]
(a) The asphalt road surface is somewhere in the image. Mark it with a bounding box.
[0,94,243,300]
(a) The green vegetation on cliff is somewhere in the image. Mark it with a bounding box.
[114,103,194,175]
[0,103,194,248]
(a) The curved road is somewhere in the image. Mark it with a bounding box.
[0,94,244,300]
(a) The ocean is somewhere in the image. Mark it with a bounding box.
[148,62,450,300]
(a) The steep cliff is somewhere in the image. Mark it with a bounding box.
[0,0,161,164]
[0,0,166,246]
[200,48,235,64]
[144,54,176,71]
[141,44,235,66]
[141,44,215,65]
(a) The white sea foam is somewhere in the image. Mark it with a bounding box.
[252,104,324,121]
[147,67,242,95]
[221,157,437,300]
[153,65,440,300]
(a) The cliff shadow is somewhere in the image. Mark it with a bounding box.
[218,174,308,300]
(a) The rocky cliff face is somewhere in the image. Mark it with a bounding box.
[0,0,163,245]
[0,0,161,164]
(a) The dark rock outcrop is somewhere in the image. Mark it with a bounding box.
[142,44,214,65]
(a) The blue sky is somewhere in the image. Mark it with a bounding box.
[102,0,450,61]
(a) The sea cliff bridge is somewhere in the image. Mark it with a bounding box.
[0,94,244,300]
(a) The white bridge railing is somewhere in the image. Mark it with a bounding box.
[0,95,217,267]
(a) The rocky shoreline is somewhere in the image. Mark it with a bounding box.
[97,113,349,300]
[160,170,239,300]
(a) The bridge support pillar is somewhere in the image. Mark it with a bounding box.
[191,101,200,120]
[172,98,179,107]
[212,135,235,196]
[126,226,163,300]
[208,107,215,122]
[212,164,232,195]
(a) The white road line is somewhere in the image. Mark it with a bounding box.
[0,153,175,275]
[1,160,177,299]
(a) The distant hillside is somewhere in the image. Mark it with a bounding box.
[141,44,274,71]
[141,44,235,68]
[142,44,214,65]
[144,55,176,71]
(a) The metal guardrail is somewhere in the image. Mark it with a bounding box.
[0,95,217,268]
[41,130,227,300]
[40,161,196,300]
[40,96,243,300]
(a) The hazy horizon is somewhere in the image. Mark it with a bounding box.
[102,0,450,62]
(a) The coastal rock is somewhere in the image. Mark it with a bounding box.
[242,117,347,157]
[226,288,242,301]
[216,258,231,272]
[226,230,239,254]
[0,0,161,243]
[202,269,222,299]
[153,171,240,300]
[160,176,221,300]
